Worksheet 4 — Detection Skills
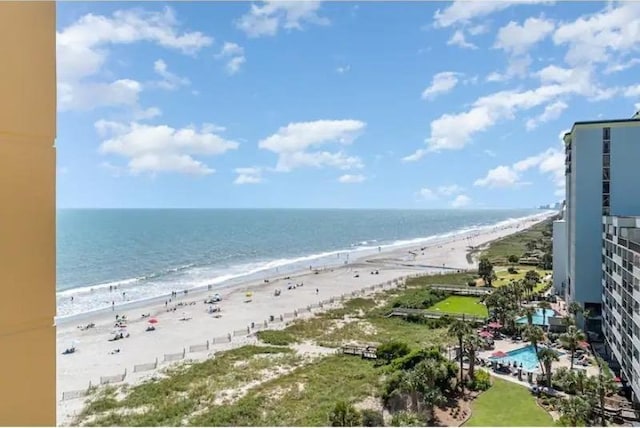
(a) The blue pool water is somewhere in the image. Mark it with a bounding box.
[489,345,564,372]
[516,308,556,326]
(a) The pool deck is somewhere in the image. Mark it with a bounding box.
[479,338,600,378]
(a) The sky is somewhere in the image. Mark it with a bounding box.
[55,1,640,209]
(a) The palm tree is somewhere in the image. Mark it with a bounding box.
[448,320,472,393]
[560,326,586,370]
[559,396,591,426]
[329,401,362,427]
[413,359,447,422]
[398,370,422,414]
[464,334,484,380]
[524,306,537,326]
[524,325,545,372]
[538,347,559,388]
[575,369,588,395]
[539,301,552,327]
[568,301,582,318]
[592,357,618,426]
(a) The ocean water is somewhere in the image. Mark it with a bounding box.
[57,208,544,318]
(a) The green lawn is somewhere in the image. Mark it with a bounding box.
[492,267,551,288]
[427,296,488,317]
[464,377,554,427]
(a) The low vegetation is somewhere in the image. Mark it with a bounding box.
[428,296,488,318]
[77,254,561,426]
[464,377,554,427]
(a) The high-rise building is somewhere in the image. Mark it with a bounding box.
[556,117,640,327]
[602,216,640,400]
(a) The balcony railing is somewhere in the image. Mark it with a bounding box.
[630,239,640,254]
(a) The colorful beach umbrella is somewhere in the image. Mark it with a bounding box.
[578,340,589,349]
[245,292,253,297]
[491,350,508,358]
[148,318,158,324]
[479,331,493,338]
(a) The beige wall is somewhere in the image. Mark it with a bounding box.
[0,2,56,426]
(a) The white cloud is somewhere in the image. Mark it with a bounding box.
[475,148,565,194]
[418,187,437,200]
[486,55,533,82]
[437,184,465,196]
[152,59,190,90]
[58,79,143,111]
[133,106,162,121]
[494,17,555,55]
[433,0,552,28]
[402,149,428,163]
[447,30,477,49]
[336,65,351,74]
[604,58,640,74]
[625,85,640,98]
[216,42,246,75]
[552,2,640,67]
[338,174,366,184]
[474,165,524,188]
[57,8,212,111]
[236,1,329,38]
[525,100,568,130]
[234,167,263,184]
[96,121,239,176]
[259,120,365,172]
[484,149,497,157]
[404,62,609,158]
[451,195,471,208]
[422,72,460,100]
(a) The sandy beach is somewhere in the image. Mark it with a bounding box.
[56,211,555,425]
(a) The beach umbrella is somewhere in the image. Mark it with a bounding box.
[148,318,158,324]
[578,340,589,349]
[479,331,493,338]
[491,350,508,358]
[245,291,253,297]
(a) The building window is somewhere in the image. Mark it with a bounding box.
[603,154,610,167]
[603,167,610,180]
[603,140,610,154]
[603,182,610,193]
[603,127,611,140]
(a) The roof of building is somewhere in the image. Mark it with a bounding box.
[564,116,640,142]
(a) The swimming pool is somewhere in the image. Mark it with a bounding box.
[515,308,556,326]
[488,345,564,372]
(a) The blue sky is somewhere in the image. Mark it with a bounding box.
[55,1,640,209]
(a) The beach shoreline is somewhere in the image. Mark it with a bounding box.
[55,210,556,323]
[56,210,555,425]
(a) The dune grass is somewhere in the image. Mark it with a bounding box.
[427,296,488,317]
[190,355,381,426]
[76,345,302,426]
[464,376,553,427]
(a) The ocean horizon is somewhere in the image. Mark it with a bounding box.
[56,208,547,317]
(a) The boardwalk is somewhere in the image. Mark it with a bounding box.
[387,307,487,323]
[427,284,492,296]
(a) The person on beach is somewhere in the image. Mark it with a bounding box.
[71,296,74,303]
[316,288,319,295]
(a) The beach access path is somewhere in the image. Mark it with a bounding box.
[56,211,554,425]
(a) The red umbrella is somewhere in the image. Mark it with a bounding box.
[615,376,622,383]
[488,322,502,329]
[578,340,589,349]
[491,350,508,358]
[148,318,159,324]
[479,331,493,338]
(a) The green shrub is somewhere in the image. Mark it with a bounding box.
[467,280,477,287]
[391,288,448,310]
[468,370,492,391]
[390,411,424,426]
[329,401,362,427]
[256,330,297,346]
[377,340,411,364]
[361,409,384,427]
[507,267,518,274]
